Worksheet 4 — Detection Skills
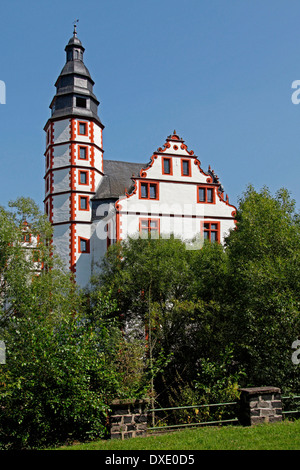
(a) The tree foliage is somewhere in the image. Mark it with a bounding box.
[2,184,300,447]
[93,185,300,409]
[224,185,300,389]
[0,199,134,449]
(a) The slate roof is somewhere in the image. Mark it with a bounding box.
[93,160,145,200]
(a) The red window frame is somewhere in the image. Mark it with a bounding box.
[139,181,159,200]
[78,121,88,136]
[79,170,89,185]
[78,145,88,160]
[78,195,89,211]
[162,157,173,175]
[181,159,191,177]
[197,186,215,204]
[139,218,160,238]
[78,236,90,253]
[201,221,220,242]
[23,232,31,243]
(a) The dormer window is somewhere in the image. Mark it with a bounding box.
[76,97,87,108]
[66,49,83,61]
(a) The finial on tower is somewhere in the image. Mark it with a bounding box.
[73,19,79,37]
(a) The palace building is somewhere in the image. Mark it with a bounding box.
[43,27,236,287]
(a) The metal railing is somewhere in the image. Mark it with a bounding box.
[147,394,300,432]
[148,401,238,431]
[282,395,300,417]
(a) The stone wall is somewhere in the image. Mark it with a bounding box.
[238,386,282,426]
[109,398,150,440]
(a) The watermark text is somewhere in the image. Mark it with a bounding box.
[0,80,6,104]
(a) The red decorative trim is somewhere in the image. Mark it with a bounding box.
[69,137,77,274]
[139,154,158,178]
[70,118,77,141]
[90,146,95,192]
[116,210,121,241]
[70,223,77,273]
[48,122,54,224]
[180,143,194,156]
[157,142,171,153]
[89,121,94,143]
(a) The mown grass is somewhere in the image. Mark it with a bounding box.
[55,419,300,451]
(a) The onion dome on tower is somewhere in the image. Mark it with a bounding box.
[49,24,103,127]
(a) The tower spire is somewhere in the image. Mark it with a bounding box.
[73,19,79,37]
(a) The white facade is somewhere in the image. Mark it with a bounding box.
[115,132,236,249]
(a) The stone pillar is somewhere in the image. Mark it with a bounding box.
[109,398,150,439]
[238,386,282,426]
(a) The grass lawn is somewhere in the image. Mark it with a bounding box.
[55,419,300,451]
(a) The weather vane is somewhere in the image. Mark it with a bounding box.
[73,19,79,36]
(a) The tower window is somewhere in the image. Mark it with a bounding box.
[76,97,87,108]
[79,237,90,253]
[79,146,88,160]
[79,171,88,185]
[78,122,88,135]
[79,196,89,210]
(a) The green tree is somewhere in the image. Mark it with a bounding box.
[224,185,300,391]
[0,198,126,449]
[93,235,240,408]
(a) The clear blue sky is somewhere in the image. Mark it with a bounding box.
[1,0,300,211]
